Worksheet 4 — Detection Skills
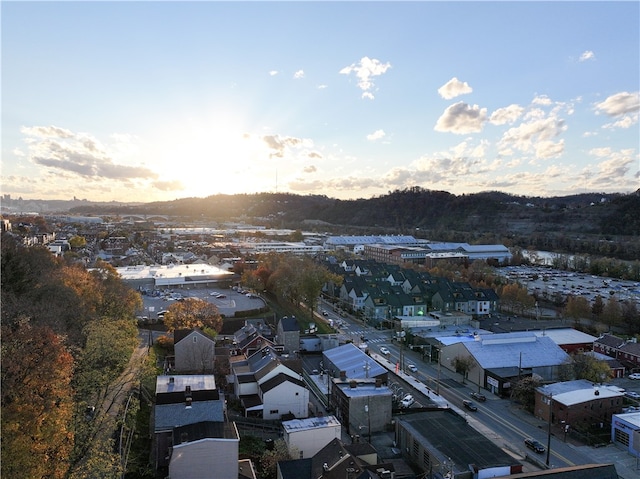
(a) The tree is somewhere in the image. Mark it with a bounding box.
[564,295,591,324]
[510,375,542,412]
[602,297,622,331]
[451,355,475,384]
[69,235,87,249]
[163,298,222,333]
[1,323,74,479]
[260,439,295,479]
[591,295,605,320]
[572,353,612,383]
[620,300,640,335]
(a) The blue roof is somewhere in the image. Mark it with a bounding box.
[323,343,386,379]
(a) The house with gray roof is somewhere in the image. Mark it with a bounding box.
[154,375,224,471]
[276,316,300,354]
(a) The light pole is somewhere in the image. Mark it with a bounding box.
[546,392,553,466]
[436,348,441,395]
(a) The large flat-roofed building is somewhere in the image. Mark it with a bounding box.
[115,263,234,289]
[395,410,522,477]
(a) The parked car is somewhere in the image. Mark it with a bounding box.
[400,394,414,408]
[470,392,487,402]
[524,438,545,454]
[379,346,390,356]
[624,391,640,399]
[462,400,478,411]
[628,373,640,380]
[407,364,418,373]
[322,310,329,316]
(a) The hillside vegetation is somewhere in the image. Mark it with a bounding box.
[71,188,640,260]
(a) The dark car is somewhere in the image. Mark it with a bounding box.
[524,438,545,453]
[462,400,477,411]
[470,392,486,402]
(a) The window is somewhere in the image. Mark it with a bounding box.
[193,336,197,343]
[270,409,278,415]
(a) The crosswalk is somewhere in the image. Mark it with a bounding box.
[338,329,388,344]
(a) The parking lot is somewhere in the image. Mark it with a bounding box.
[497,265,640,309]
[139,286,265,322]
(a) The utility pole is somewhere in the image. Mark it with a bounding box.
[546,392,553,466]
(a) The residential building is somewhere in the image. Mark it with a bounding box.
[174,329,215,373]
[277,316,300,354]
[282,415,342,458]
[168,421,241,479]
[154,375,224,471]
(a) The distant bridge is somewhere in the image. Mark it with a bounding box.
[121,214,170,221]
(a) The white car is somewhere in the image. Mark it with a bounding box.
[625,391,640,399]
[407,364,418,373]
[379,346,390,356]
[400,394,414,408]
[629,373,640,380]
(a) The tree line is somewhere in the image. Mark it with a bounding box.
[1,234,142,479]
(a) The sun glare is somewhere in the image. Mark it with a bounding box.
[151,114,274,197]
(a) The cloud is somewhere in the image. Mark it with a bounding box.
[366,129,386,141]
[303,165,316,173]
[317,84,328,89]
[489,104,525,125]
[22,126,158,181]
[261,134,308,158]
[293,70,304,79]
[498,115,567,157]
[594,91,640,117]
[579,50,595,62]
[339,56,391,99]
[269,70,279,76]
[434,102,488,134]
[437,77,473,100]
[152,180,184,191]
[21,125,74,138]
[582,147,638,190]
[307,151,322,159]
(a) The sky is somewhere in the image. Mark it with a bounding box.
[2,1,639,203]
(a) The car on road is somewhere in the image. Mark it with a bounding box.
[462,400,478,411]
[624,391,640,399]
[524,438,545,454]
[379,346,390,356]
[628,373,640,380]
[470,392,486,402]
[322,310,329,316]
[400,394,414,408]
[407,364,418,373]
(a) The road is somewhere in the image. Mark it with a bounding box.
[314,300,640,474]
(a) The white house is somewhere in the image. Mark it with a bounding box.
[260,373,309,420]
[282,415,342,458]
[169,421,240,479]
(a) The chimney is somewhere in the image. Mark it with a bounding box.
[375,378,382,388]
[185,396,192,408]
[169,377,175,384]
[340,370,347,380]
[349,380,357,389]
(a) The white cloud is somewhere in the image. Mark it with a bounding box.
[437,77,473,100]
[293,70,304,79]
[579,50,595,62]
[499,113,567,158]
[261,134,312,158]
[21,125,157,181]
[339,56,391,99]
[366,129,386,141]
[317,84,328,89]
[594,91,640,117]
[269,70,279,76]
[434,102,487,134]
[532,95,553,106]
[489,104,524,125]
